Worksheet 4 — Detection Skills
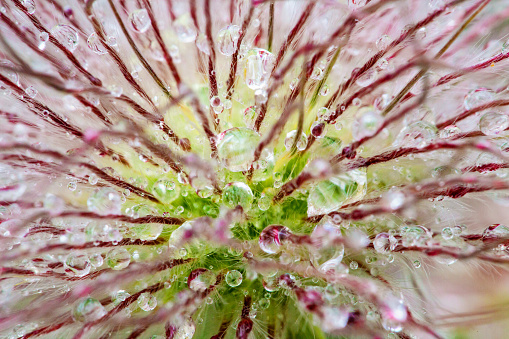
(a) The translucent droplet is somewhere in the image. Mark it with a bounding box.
[113,290,130,306]
[479,112,509,136]
[43,193,64,215]
[106,248,130,270]
[394,121,437,148]
[217,25,241,56]
[152,179,180,203]
[173,14,197,42]
[22,0,36,14]
[439,125,461,139]
[87,188,122,215]
[349,261,358,270]
[129,9,151,33]
[311,122,326,139]
[401,225,431,247]
[284,130,307,151]
[72,298,106,322]
[87,32,107,55]
[25,86,37,98]
[222,182,253,210]
[376,34,391,50]
[258,192,271,211]
[482,224,509,239]
[310,224,345,274]
[464,88,494,110]
[310,67,323,81]
[307,169,367,216]
[355,68,377,87]
[373,233,397,253]
[51,24,79,52]
[244,48,275,90]
[259,225,291,254]
[258,298,270,309]
[88,173,98,185]
[196,33,210,55]
[381,190,406,211]
[89,253,103,268]
[216,127,260,172]
[188,269,216,292]
[351,109,383,140]
[255,89,268,104]
[175,318,196,339]
[441,227,453,240]
[225,270,243,287]
[429,0,445,10]
[68,181,77,191]
[64,253,91,277]
[413,260,421,268]
[348,0,368,9]
[137,292,157,311]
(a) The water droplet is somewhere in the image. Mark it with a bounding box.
[113,290,130,306]
[259,225,291,254]
[137,292,157,311]
[429,0,445,10]
[216,127,260,172]
[413,260,421,268]
[87,32,107,55]
[88,173,98,185]
[129,9,151,33]
[349,261,358,270]
[89,253,103,268]
[87,188,122,215]
[464,88,494,110]
[173,13,197,42]
[284,130,307,151]
[351,109,383,140]
[311,122,326,139]
[441,227,453,240]
[310,66,323,81]
[307,169,367,216]
[373,233,397,253]
[381,190,406,211]
[43,193,64,215]
[22,0,35,14]
[72,298,106,322]
[175,318,196,339]
[68,181,77,191]
[225,270,243,287]
[51,24,79,52]
[439,125,461,139]
[258,192,271,211]
[244,48,275,90]
[394,121,437,148]
[217,25,241,56]
[188,268,216,292]
[258,298,270,309]
[320,84,330,96]
[482,224,509,239]
[152,179,179,203]
[106,248,130,270]
[25,86,37,98]
[401,225,432,247]
[64,252,91,277]
[355,68,377,87]
[222,182,253,210]
[479,112,509,136]
[348,0,368,9]
[196,33,210,55]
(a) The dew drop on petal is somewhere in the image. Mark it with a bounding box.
[106,248,131,270]
[222,182,253,210]
[257,192,271,211]
[22,0,36,14]
[64,252,91,277]
[217,25,241,56]
[187,268,216,292]
[51,24,79,52]
[463,87,494,110]
[72,298,106,322]
[152,179,179,203]
[87,32,107,55]
[479,112,509,136]
[355,68,377,87]
[307,169,367,217]
[284,130,307,151]
[441,227,454,240]
[216,127,260,172]
[129,9,151,33]
[311,122,326,139]
[439,125,461,139]
[87,188,122,215]
[244,48,275,90]
[225,270,243,287]
[394,121,437,148]
[173,13,197,42]
[137,292,157,311]
[259,225,291,254]
[175,318,196,339]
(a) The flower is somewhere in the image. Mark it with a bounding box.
[0,0,509,338]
